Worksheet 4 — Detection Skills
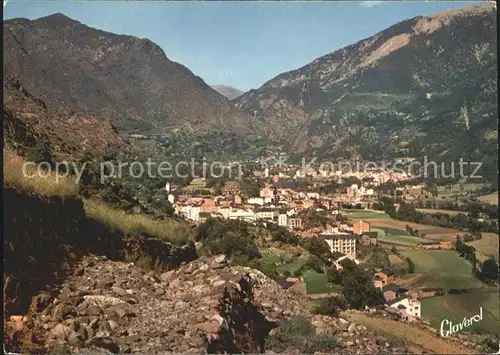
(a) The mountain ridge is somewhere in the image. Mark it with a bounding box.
[234,3,497,185]
[3,13,255,138]
[212,84,244,100]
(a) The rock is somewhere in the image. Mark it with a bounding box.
[68,331,85,346]
[214,255,226,264]
[348,322,357,333]
[84,295,125,308]
[74,267,85,276]
[111,287,128,297]
[87,336,120,354]
[84,305,102,317]
[50,323,72,341]
[376,336,388,346]
[159,270,174,282]
[197,321,220,334]
[175,300,189,311]
[190,335,206,347]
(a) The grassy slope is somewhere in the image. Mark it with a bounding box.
[3,149,78,197]
[367,217,498,260]
[421,288,500,335]
[343,311,480,354]
[4,149,189,244]
[400,250,485,289]
[477,192,498,205]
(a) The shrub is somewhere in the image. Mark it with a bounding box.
[313,296,346,317]
[266,315,337,353]
[195,218,260,263]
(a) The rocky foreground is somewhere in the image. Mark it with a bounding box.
[7,254,420,354]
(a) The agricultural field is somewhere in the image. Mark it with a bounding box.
[400,251,485,289]
[467,233,499,263]
[477,192,498,205]
[372,226,434,246]
[343,209,390,219]
[421,288,500,335]
[367,218,463,242]
[416,208,464,216]
[437,183,485,196]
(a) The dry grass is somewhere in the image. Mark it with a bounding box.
[84,198,191,245]
[343,310,480,354]
[477,192,498,205]
[467,232,499,262]
[3,149,78,197]
[369,218,464,242]
[416,208,463,216]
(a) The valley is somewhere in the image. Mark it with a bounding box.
[3,2,498,354]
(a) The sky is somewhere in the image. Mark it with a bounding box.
[3,1,489,91]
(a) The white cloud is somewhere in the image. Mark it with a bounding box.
[360,1,383,8]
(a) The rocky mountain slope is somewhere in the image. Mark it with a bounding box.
[235,4,497,183]
[212,85,244,100]
[3,13,254,139]
[3,75,129,160]
[7,253,415,354]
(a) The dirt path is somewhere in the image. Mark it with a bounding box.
[342,311,480,354]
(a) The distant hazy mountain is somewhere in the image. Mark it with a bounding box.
[211,85,244,100]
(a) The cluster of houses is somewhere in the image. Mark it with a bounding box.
[168,179,459,325]
[171,184,387,267]
[252,163,415,184]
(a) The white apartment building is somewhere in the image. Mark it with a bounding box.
[181,205,200,222]
[388,297,421,319]
[278,213,288,226]
[218,207,232,219]
[228,210,255,222]
[247,197,265,205]
[319,233,359,259]
[255,208,275,221]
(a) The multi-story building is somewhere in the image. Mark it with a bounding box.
[278,213,288,227]
[353,220,371,234]
[247,197,265,205]
[287,218,303,230]
[218,206,232,219]
[388,297,421,320]
[255,207,276,221]
[319,233,359,259]
[181,205,200,222]
[260,187,274,199]
[228,210,255,222]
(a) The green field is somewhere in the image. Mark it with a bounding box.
[343,210,390,219]
[372,227,431,246]
[400,251,485,289]
[303,270,340,294]
[258,252,339,294]
[437,183,485,196]
[422,288,500,335]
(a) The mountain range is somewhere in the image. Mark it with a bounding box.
[211,85,244,100]
[3,4,498,185]
[3,13,255,141]
[234,3,497,185]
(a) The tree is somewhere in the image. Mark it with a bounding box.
[26,142,54,167]
[342,266,385,309]
[326,267,343,285]
[313,296,346,317]
[481,259,499,281]
[406,257,415,273]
